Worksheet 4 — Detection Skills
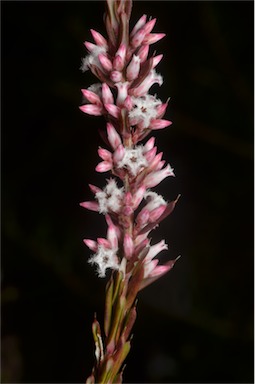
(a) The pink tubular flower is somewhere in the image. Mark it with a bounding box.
[79,1,180,382]
[144,163,175,188]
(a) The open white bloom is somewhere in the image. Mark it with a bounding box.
[95,178,124,214]
[80,46,107,72]
[117,146,148,176]
[144,190,167,211]
[88,245,119,277]
[129,94,162,128]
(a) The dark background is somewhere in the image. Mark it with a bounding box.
[1,1,254,383]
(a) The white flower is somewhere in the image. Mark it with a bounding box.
[80,46,107,72]
[95,179,124,214]
[88,245,119,277]
[144,190,167,211]
[129,94,162,128]
[117,146,148,176]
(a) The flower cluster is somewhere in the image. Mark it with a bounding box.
[79,1,180,382]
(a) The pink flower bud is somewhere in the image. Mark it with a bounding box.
[133,186,146,209]
[95,161,112,173]
[136,209,150,227]
[90,29,107,47]
[115,43,126,61]
[143,137,156,153]
[80,201,99,212]
[113,144,125,164]
[149,205,166,222]
[142,18,157,35]
[83,239,98,252]
[98,53,113,72]
[152,54,163,68]
[104,103,120,118]
[124,233,134,259]
[106,122,122,150]
[113,55,124,71]
[144,146,157,162]
[79,104,102,116]
[148,152,163,171]
[146,263,171,278]
[102,83,114,105]
[156,160,165,171]
[137,45,149,63]
[143,33,166,45]
[81,89,102,105]
[107,225,118,249]
[126,55,141,81]
[98,147,112,161]
[130,14,147,38]
[131,28,147,48]
[113,44,126,70]
[84,41,97,52]
[97,238,111,249]
[110,70,123,83]
[144,164,174,188]
[105,214,121,239]
[89,184,101,194]
[156,101,169,118]
[150,119,172,130]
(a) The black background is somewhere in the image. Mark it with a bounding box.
[2,1,254,383]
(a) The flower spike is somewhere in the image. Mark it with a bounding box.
[79,1,180,382]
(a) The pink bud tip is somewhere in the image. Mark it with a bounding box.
[95,161,112,173]
[130,14,147,38]
[84,41,97,52]
[102,83,114,105]
[143,33,166,45]
[90,29,107,47]
[144,137,156,153]
[152,54,163,68]
[98,147,112,161]
[150,119,172,130]
[79,104,102,116]
[106,122,122,150]
[80,201,99,212]
[89,184,101,194]
[137,45,149,63]
[81,89,102,105]
[113,144,125,164]
[83,239,98,252]
[143,18,157,35]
